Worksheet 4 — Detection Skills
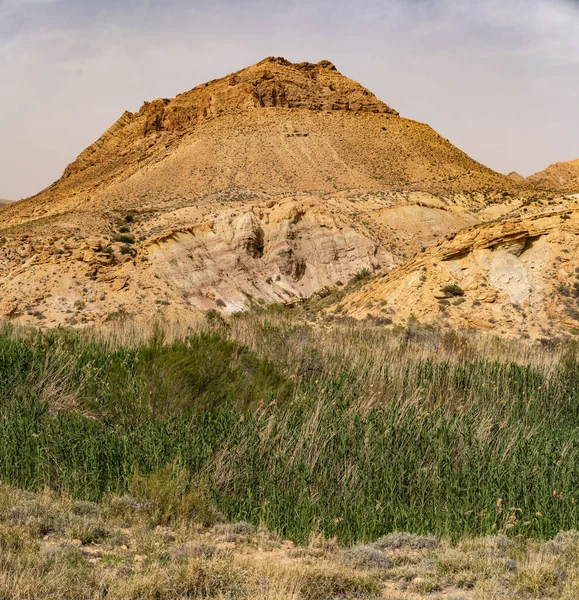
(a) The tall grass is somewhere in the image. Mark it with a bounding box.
[0,317,577,544]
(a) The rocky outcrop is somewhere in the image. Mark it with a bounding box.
[60,57,397,182]
[145,198,396,312]
[0,57,545,330]
[528,158,579,191]
[337,208,579,338]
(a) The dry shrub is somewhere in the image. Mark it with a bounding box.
[297,567,381,599]
[373,532,440,551]
[514,561,562,596]
[340,545,393,569]
[109,557,245,599]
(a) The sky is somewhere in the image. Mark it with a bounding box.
[1,0,579,199]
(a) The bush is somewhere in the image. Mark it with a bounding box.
[350,268,372,283]
[341,545,393,569]
[113,234,135,244]
[108,463,220,527]
[298,568,381,599]
[441,284,465,297]
[373,532,440,550]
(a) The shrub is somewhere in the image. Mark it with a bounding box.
[350,268,372,283]
[341,545,393,569]
[441,284,465,297]
[125,463,220,527]
[373,532,440,550]
[317,286,337,299]
[298,568,381,599]
[113,234,135,244]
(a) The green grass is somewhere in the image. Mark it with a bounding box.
[0,319,577,545]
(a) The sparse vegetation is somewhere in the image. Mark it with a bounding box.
[0,480,576,599]
[350,268,373,283]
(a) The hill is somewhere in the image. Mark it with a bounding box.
[507,171,525,182]
[0,57,533,327]
[529,157,579,191]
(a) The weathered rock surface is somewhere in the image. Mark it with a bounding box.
[337,206,579,338]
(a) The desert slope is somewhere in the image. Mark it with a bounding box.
[0,57,522,231]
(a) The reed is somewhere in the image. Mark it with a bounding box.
[0,316,577,544]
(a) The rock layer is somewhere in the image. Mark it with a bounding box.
[337,205,579,338]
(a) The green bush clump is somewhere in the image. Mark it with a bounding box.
[442,284,465,297]
[113,234,135,244]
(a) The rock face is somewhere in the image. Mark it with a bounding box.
[529,158,579,191]
[336,205,579,338]
[0,56,544,329]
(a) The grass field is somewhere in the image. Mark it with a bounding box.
[0,312,577,550]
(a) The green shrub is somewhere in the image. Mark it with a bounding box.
[113,234,135,244]
[442,284,465,297]
[126,463,220,527]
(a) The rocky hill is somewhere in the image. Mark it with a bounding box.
[529,157,579,191]
[0,57,538,327]
[507,171,525,182]
[335,199,579,338]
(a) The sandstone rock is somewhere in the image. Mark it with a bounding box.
[110,277,128,292]
[0,300,18,317]
[0,57,557,331]
[337,208,579,338]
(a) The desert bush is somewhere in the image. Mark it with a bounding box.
[350,268,372,283]
[298,567,381,599]
[112,233,135,244]
[373,532,440,550]
[441,283,465,297]
[341,545,393,569]
[104,463,220,527]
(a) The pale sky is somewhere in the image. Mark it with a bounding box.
[1,0,578,199]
